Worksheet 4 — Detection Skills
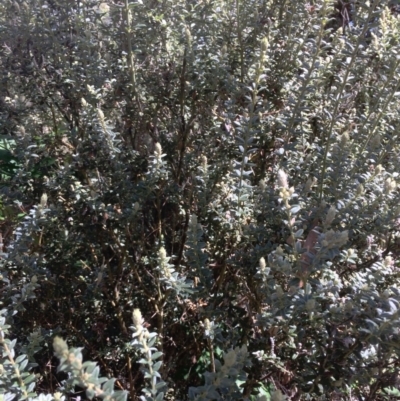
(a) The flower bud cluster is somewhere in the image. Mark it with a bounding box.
[200,155,208,172]
[132,308,143,332]
[277,170,295,208]
[379,6,396,37]
[97,108,105,123]
[155,142,163,158]
[53,336,69,360]
[131,309,152,353]
[185,25,192,47]
[346,248,357,259]
[203,318,216,340]
[159,246,171,279]
[374,164,383,175]
[304,176,317,192]
[384,177,397,194]
[259,37,268,66]
[257,256,272,280]
[384,255,393,267]
[259,256,266,271]
[280,187,295,207]
[324,206,336,227]
[340,131,350,147]
[277,169,288,189]
[321,230,349,249]
[40,193,48,208]
[356,183,364,196]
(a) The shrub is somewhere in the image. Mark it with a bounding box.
[1,0,400,400]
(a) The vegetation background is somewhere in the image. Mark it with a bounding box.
[1,0,400,400]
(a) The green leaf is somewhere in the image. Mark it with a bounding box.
[294,229,304,237]
[384,387,400,396]
[155,392,164,401]
[151,351,163,360]
[15,354,26,364]
[23,374,36,384]
[290,205,301,214]
[152,361,162,371]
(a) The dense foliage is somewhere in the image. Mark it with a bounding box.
[1,0,400,400]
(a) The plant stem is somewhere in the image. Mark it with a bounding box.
[124,0,142,113]
[236,0,244,83]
